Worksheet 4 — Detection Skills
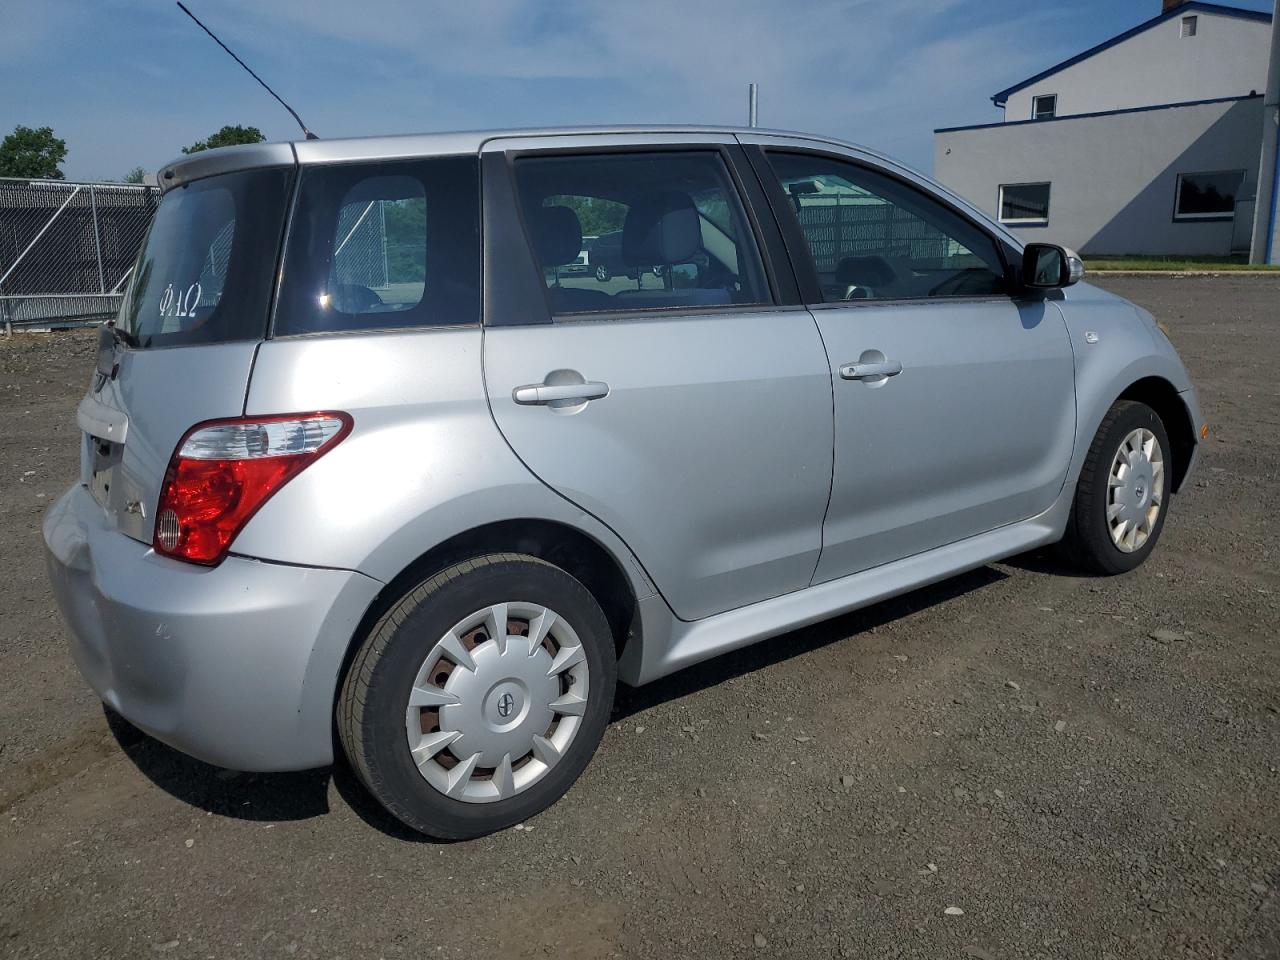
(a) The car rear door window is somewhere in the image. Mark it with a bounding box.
[766,151,1009,303]
[273,156,480,336]
[512,151,771,315]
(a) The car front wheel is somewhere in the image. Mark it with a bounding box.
[1060,400,1172,575]
[338,553,616,839]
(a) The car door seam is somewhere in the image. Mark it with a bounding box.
[804,306,838,588]
[241,339,262,415]
[1049,297,1081,500]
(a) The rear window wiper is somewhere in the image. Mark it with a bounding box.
[107,320,139,349]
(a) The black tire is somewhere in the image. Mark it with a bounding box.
[594,264,610,282]
[1060,400,1172,575]
[338,553,616,839]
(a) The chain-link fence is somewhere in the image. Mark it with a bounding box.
[0,177,158,329]
[332,198,427,289]
[795,195,955,272]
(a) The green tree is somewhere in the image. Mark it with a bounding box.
[548,195,627,237]
[181,124,266,154]
[123,166,147,184]
[383,198,427,282]
[0,125,68,179]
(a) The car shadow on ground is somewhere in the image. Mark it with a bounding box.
[999,545,1097,578]
[105,705,440,840]
[105,563,1013,841]
[104,707,333,822]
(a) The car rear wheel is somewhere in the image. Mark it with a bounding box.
[1060,400,1172,575]
[338,553,616,839]
[594,264,610,282]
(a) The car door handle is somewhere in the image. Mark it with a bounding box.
[512,380,611,405]
[839,360,903,381]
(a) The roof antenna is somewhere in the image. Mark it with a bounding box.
[176,1,319,140]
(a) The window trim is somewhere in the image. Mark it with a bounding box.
[1032,94,1058,120]
[1180,15,1198,37]
[1172,169,1244,223]
[748,145,1019,308]
[495,143,784,325]
[998,182,1052,226]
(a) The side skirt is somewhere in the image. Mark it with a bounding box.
[619,506,1066,686]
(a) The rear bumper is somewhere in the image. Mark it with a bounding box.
[43,484,382,771]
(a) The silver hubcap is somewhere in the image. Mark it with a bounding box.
[404,602,589,804]
[1107,427,1165,553]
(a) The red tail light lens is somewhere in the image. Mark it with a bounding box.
[154,413,352,565]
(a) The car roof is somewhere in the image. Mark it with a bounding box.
[156,124,891,191]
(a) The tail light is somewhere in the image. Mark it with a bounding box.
[154,412,352,565]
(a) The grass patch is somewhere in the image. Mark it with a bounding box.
[1086,255,1280,272]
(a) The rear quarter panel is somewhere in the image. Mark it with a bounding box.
[91,341,260,544]
[232,328,655,597]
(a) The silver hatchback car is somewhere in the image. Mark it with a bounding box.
[45,126,1202,839]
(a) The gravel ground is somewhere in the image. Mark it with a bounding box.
[1,275,1277,959]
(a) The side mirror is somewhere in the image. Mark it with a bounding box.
[1022,243,1085,289]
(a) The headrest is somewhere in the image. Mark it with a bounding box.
[622,191,700,265]
[835,255,897,289]
[529,205,583,267]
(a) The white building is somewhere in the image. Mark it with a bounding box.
[935,1,1280,261]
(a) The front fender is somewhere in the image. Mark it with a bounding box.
[1056,283,1200,490]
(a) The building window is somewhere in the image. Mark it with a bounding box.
[1032,94,1057,120]
[1173,170,1244,221]
[1181,15,1198,37]
[999,183,1051,225]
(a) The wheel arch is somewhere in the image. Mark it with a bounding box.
[1116,376,1196,494]
[333,518,644,718]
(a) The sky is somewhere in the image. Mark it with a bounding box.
[2,0,1275,182]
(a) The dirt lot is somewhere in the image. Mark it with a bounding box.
[1,275,1277,959]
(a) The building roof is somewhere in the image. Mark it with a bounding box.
[936,92,1262,134]
[990,2,1273,107]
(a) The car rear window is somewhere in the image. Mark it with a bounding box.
[116,167,291,348]
[272,156,481,336]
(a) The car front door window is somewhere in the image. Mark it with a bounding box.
[768,152,1009,303]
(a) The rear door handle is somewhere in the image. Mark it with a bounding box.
[512,380,610,405]
[839,360,902,381]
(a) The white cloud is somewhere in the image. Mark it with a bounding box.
[197,0,1066,165]
[9,0,1078,178]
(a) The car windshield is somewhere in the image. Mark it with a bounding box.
[116,167,291,348]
